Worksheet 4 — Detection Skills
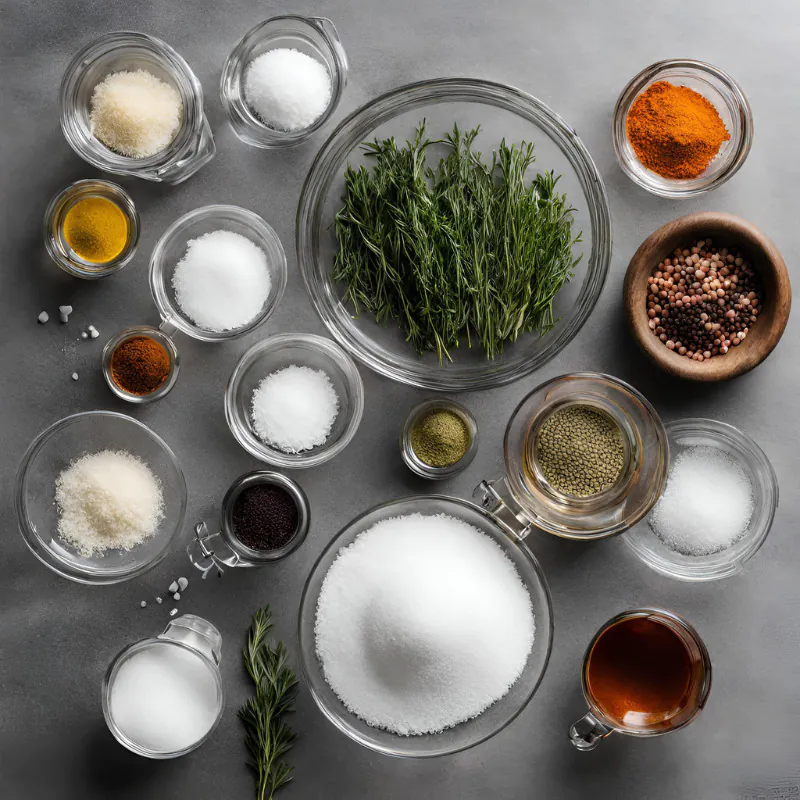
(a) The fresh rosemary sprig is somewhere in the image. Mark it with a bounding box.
[333,122,582,362]
[239,606,298,800]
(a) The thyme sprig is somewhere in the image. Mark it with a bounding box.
[333,123,582,362]
[239,606,298,800]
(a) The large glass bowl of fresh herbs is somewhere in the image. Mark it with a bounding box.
[297,78,611,391]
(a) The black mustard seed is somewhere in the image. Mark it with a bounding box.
[231,484,299,551]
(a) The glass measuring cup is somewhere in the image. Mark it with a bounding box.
[102,614,224,758]
[188,470,310,574]
[568,608,712,750]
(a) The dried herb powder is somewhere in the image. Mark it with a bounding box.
[536,405,624,497]
[231,484,298,551]
[410,408,470,468]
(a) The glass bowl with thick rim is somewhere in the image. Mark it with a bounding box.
[149,205,287,342]
[622,418,778,581]
[15,411,187,585]
[612,59,753,198]
[298,494,554,758]
[297,78,611,391]
[225,333,364,469]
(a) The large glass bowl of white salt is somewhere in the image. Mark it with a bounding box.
[622,418,779,582]
[298,495,554,757]
[15,411,187,585]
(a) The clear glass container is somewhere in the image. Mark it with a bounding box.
[149,205,287,342]
[612,59,753,198]
[102,614,224,758]
[225,333,364,469]
[43,179,139,279]
[101,325,180,404]
[400,398,478,480]
[568,608,712,750]
[14,411,187,584]
[60,31,215,184]
[221,15,348,148]
[622,418,778,581]
[188,470,310,574]
[298,494,553,758]
[297,78,612,391]
[476,373,669,540]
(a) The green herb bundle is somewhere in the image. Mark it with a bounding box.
[239,607,298,800]
[333,123,582,362]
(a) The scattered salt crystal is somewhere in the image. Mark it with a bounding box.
[156,597,163,604]
[177,576,189,591]
[89,325,99,339]
[71,372,79,381]
[649,445,754,556]
[173,592,181,601]
[59,305,73,323]
[81,332,88,340]
[38,311,49,324]
[168,581,179,593]
[140,601,147,608]
[252,365,339,453]
[170,608,178,617]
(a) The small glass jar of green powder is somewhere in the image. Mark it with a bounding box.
[401,399,478,480]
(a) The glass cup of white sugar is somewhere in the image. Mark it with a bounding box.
[102,615,224,758]
[221,15,348,148]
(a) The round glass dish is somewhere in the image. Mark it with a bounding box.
[102,325,180,404]
[622,418,778,581]
[297,494,553,758]
[221,15,348,148]
[14,411,187,584]
[149,205,287,342]
[59,31,215,184]
[503,373,669,540]
[44,179,139,278]
[400,398,478,480]
[612,59,753,198]
[297,78,611,391]
[225,333,364,469]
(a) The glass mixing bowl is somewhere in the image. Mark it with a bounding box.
[622,418,778,581]
[15,411,187,584]
[297,78,612,391]
[298,495,553,757]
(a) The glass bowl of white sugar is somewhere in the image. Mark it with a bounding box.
[622,418,778,582]
[15,411,187,585]
[225,333,364,469]
[220,15,348,148]
[149,205,287,342]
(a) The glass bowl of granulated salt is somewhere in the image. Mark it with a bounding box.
[15,411,187,584]
[622,418,778,582]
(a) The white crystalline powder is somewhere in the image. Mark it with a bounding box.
[171,230,271,332]
[244,48,332,132]
[55,450,164,556]
[314,513,535,735]
[649,445,755,556]
[251,365,339,453]
[90,69,182,158]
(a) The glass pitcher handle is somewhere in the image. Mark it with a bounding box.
[311,17,349,78]
[158,317,179,339]
[187,521,240,577]
[473,478,534,541]
[568,711,612,751]
[154,116,216,185]
[159,614,223,665]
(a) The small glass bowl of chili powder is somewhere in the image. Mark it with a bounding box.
[613,59,753,198]
[102,325,179,404]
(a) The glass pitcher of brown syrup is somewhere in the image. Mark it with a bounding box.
[569,608,712,750]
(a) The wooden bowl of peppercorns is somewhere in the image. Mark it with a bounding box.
[624,212,791,381]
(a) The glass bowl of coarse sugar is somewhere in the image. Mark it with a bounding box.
[15,411,187,585]
[622,418,778,582]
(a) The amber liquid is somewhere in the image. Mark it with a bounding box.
[586,616,696,730]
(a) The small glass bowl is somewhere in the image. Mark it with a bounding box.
[149,205,287,342]
[102,325,180,404]
[225,333,364,469]
[613,59,753,198]
[14,411,187,585]
[221,15,348,148]
[622,418,778,581]
[60,31,215,184]
[401,398,478,480]
[503,373,669,540]
[43,179,139,279]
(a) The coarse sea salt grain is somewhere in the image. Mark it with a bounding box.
[244,48,332,132]
[172,230,271,332]
[649,445,755,556]
[251,365,339,453]
[315,513,535,735]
